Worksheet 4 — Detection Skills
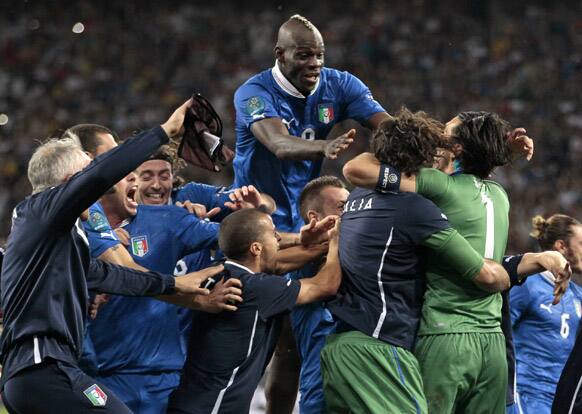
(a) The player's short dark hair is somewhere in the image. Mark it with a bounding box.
[142,145,186,188]
[299,176,346,223]
[149,145,186,171]
[219,209,272,261]
[530,214,581,251]
[371,107,446,174]
[452,111,512,179]
[62,124,119,155]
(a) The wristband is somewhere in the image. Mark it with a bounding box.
[502,254,525,287]
[376,164,401,193]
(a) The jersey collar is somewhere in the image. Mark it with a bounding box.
[540,270,556,285]
[225,260,255,274]
[271,61,320,99]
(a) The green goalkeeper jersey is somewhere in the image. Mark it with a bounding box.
[415,168,509,335]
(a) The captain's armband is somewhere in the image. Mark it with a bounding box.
[376,164,401,193]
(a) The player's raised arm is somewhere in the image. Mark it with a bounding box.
[295,218,341,304]
[48,99,193,227]
[342,109,444,193]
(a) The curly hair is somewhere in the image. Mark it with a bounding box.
[371,107,446,174]
[530,214,580,250]
[452,111,512,179]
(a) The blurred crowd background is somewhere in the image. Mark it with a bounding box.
[1,0,581,254]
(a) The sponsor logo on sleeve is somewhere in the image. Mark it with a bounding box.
[88,211,109,232]
[246,96,265,117]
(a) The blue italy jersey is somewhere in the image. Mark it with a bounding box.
[290,263,336,414]
[82,202,120,258]
[87,205,219,374]
[233,64,385,231]
[510,273,582,403]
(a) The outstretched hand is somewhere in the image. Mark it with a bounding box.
[506,128,534,161]
[224,185,265,211]
[196,278,244,313]
[174,264,224,296]
[300,215,339,246]
[537,250,573,305]
[176,200,221,219]
[325,129,356,160]
[161,98,193,139]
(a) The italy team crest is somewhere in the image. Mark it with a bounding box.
[83,384,107,407]
[318,104,334,124]
[131,235,149,257]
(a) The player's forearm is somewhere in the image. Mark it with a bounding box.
[342,152,380,188]
[474,259,510,293]
[278,232,301,249]
[272,244,328,275]
[87,259,175,296]
[296,242,340,304]
[269,134,326,160]
[98,245,148,272]
[516,252,557,277]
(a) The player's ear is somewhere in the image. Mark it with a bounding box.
[307,210,320,223]
[274,46,284,63]
[451,143,463,157]
[553,239,567,254]
[249,241,263,257]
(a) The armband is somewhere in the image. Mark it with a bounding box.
[503,254,525,287]
[376,164,401,193]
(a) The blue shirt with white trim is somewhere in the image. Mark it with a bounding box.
[86,205,219,374]
[510,273,582,402]
[168,261,301,414]
[233,64,385,232]
[329,188,450,351]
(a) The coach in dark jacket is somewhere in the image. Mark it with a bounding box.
[0,100,223,413]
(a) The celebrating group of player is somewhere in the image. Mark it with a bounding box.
[0,13,581,414]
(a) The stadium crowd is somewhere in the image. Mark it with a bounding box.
[1,0,581,252]
[1,2,581,414]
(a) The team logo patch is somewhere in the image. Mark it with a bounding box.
[83,384,107,407]
[317,103,334,124]
[246,96,265,116]
[88,211,109,232]
[131,235,149,257]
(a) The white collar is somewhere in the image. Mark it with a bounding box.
[225,260,255,274]
[271,61,320,99]
[540,270,556,285]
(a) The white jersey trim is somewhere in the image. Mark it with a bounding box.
[372,227,394,339]
[568,374,582,414]
[271,61,320,99]
[33,336,41,364]
[224,260,255,274]
[210,309,259,413]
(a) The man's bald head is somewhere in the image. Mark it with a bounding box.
[275,15,325,96]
